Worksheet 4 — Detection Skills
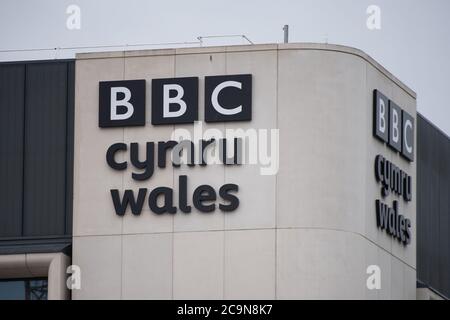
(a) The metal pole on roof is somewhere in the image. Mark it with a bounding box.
[283,25,289,43]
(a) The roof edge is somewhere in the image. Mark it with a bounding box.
[76,42,416,100]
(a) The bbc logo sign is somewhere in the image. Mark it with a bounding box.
[99,74,252,128]
[373,90,414,162]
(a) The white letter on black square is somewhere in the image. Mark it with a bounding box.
[151,77,198,125]
[401,110,414,162]
[99,80,146,128]
[205,74,252,123]
[373,90,388,143]
[389,100,402,152]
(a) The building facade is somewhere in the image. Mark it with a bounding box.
[0,60,74,299]
[0,43,448,300]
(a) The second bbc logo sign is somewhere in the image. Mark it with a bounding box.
[99,74,252,128]
[373,89,414,162]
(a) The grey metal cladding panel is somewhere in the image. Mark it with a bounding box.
[65,61,74,236]
[416,118,425,281]
[417,117,433,287]
[442,134,450,296]
[441,140,450,295]
[417,117,432,284]
[417,114,450,299]
[23,62,68,237]
[0,64,25,237]
[446,137,449,293]
[429,128,440,289]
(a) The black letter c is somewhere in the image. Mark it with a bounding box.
[106,143,127,170]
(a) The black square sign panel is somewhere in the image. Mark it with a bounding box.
[205,74,252,123]
[401,110,414,162]
[99,80,146,128]
[152,77,198,125]
[373,89,389,143]
[388,100,402,152]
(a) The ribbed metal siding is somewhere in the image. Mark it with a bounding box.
[417,114,450,299]
[0,60,73,253]
[65,62,74,236]
[23,62,68,236]
[0,64,25,237]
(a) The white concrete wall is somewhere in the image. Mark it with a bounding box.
[72,43,416,299]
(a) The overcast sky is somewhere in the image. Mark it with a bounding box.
[1,0,449,136]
